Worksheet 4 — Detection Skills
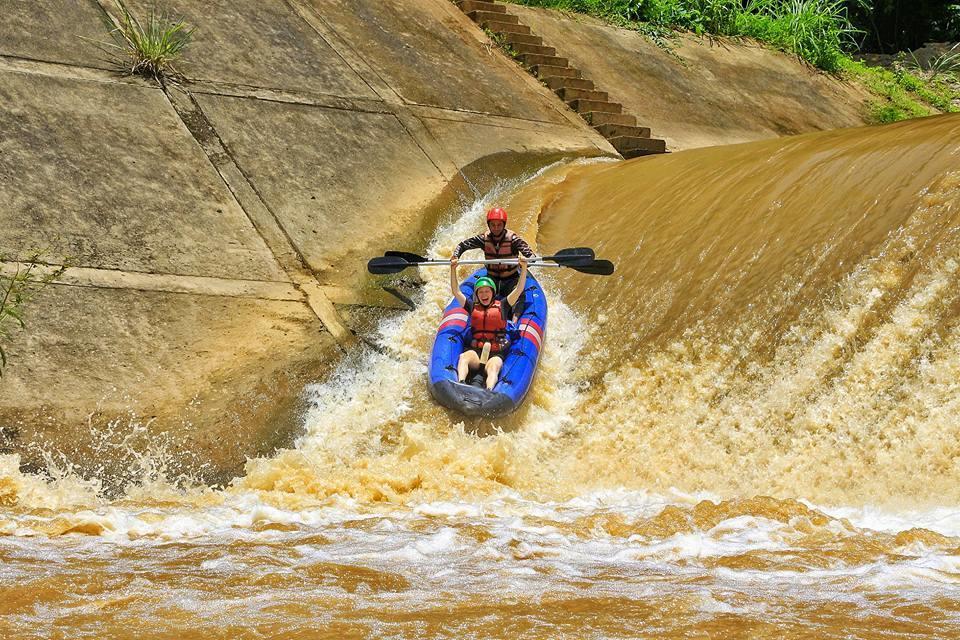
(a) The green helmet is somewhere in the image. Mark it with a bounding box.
[474,276,497,294]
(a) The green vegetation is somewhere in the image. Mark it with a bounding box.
[503,0,960,122]
[508,0,861,70]
[0,255,65,376]
[905,42,960,81]
[848,1,960,52]
[90,0,194,80]
[485,28,521,59]
[840,57,959,122]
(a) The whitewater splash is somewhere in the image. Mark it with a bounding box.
[238,163,594,504]
[3,118,960,638]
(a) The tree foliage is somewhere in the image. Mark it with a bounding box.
[848,0,960,52]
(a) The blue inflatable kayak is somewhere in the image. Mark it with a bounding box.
[429,268,547,417]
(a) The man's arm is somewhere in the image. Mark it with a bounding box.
[452,235,486,259]
[512,235,537,259]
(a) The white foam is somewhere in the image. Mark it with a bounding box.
[812,503,960,537]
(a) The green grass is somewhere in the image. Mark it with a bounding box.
[0,254,65,376]
[485,28,521,59]
[88,0,194,80]
[839,58,959,123]
[502,0,960,122]
[904,43,960,81]
[508,0,860,71]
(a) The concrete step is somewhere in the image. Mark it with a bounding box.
[622,146,668,158]
[581,111,637,127]
[512,43,557,57]
[557,87,608,102]
[482,20,531,34]
[532,65,581,79]
[501,32,543,46]
[520,53,569,68]
[458,0,506,13]
[542,76,595,91]
[611,136,667,156]
[568,99,622,114]
[469,10,518,24]
[594,123,651,138]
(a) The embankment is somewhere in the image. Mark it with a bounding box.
[510,4,873,150]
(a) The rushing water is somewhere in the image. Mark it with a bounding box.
[3,115,960,638]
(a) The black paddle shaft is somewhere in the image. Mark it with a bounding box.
[368,253,615,275]
[384,247,594,265]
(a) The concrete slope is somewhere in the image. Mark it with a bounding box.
[0,0,613,482]
[510,5,872,151]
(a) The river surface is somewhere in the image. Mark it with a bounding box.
[3,115,960,638]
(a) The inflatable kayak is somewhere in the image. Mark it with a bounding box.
[429,268,547,417]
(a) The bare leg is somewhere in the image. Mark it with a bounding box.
[484,356,504,390]
[458,350,480,382]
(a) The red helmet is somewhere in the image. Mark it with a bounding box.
[486,207,508,224]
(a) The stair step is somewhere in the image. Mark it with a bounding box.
[532,65,581,79]
[558,87,608,102]
[595,123,651,138]
[611,136,667,156]
[502,32,543,46]
[481,20,531,34]
[459,0,506,13]
[469,10,518,24]
[512,43,556,57]
[520,53,569,68]
[622,146,668,159]
[542,76,595,91]
[581,111,637,127]
[568,99,621,114]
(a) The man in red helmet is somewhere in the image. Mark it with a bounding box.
[451,207,537,304]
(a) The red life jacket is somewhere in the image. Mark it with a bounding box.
[470,299,509,354]
[484,231,517,277]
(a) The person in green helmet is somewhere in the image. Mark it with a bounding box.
[449,255,529,390]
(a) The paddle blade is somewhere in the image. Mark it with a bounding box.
[568,259,615,275]
[545,247,595,266]
[385,250,428,263]
[367,256,411,274]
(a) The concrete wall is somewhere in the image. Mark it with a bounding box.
[510,6,872,151]
[0,0,613,482]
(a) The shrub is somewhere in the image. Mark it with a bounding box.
[737,0,861,71]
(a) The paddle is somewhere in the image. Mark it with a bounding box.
[367,254,615,275]
[384,247,595,266]
[570,259,615,275]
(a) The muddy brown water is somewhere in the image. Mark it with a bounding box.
[3,115,960,638]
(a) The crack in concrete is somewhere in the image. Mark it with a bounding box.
[157,84,359,350]
[0,262,409,310]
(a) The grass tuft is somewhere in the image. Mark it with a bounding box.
[903,42,960,81]
[0,254,66,376]
[485,28,521,59]
[88,0,194,80]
